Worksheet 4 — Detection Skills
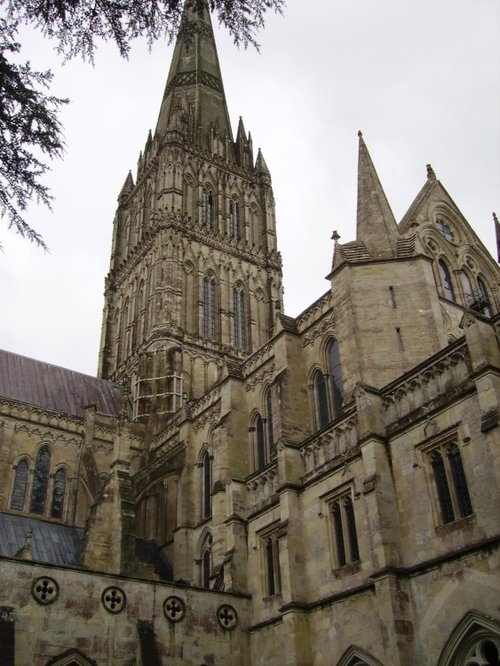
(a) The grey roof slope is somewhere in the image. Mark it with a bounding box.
[0,349,122,418]
[0,513,83,566]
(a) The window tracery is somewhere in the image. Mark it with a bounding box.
[429,442,473,525]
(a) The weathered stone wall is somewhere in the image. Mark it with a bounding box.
[2,557,250,665]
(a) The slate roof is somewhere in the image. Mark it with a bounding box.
[0,513,83,566]
[0,349,122,419]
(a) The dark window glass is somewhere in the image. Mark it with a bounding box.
[266,389,274,456]
[51,468,66,519]
[328,340,344,417]
[431,451,455,524]
[256,415,266,469]
[202,189,214,228]
[264,535,280,596]
[202,452,212,519]
[332,500,346,566]
[438,259,455,301]
[30,446,51,514]
[10,460,29,511]
[232,287,247,350]
[315,371,330,429]
[265,537,275,596]
[448,444,473,518]
[477,277,494,317]
[203,277,216,339]
[344,496,360,562]
[229,200,240,241]
[202,547,211,588]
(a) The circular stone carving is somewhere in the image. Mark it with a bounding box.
[217,604,238,630]
[163,596,186,623]
[32,576,59,605]
[101,586,126,614]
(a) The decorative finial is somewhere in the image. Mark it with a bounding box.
[426,164,436,181]
[357,130,363,138]
[493,212,498,224]
[331,230,341,242]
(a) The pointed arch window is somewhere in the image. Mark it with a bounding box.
[254,414,267,470]
[200,534,212,589]
[229,199,241,241]
[202,188,215,229]
[265,387,275,457]
[327,339,344,417]
[430,442,473,525]
[232,285,247,350]
[202,275,217,340]
[477,276,493,317]
[51,468,67,519]
[10,459,29,511]
[314,370,330,430]
[330,494,360,567]
[264,534,281,596]
[30,446,51,514]
[438,258,456,301]
[201,451,212,520]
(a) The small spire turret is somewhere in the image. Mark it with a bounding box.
[356,131,398,258]
[494,211,499,263]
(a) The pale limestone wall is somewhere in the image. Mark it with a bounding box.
[2,557,250,666]
[409,551,500,666]
[330,257,448,396]
[389,391,500,568]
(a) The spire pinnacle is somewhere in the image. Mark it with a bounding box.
[155,0,234,154]
[356,132,398,258]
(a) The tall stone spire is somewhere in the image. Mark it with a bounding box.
[356,131,398,258]
[155,0,234,156]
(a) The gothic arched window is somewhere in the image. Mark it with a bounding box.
[10,459,29,511]
[229,199,240,241]
[430,443,473,525]
[202,188,215,229]
[327,339,344,418]
[477,276,493,317]
[255,414,266,470]
[314,370,330,430]
[264,534,281,596]
[330,494,360,568]
[30,446,51,514]
[51,468,67,519]
[438,258,456,301]
[200,534,212,589]
[202,275,217,340]
[265,388,275,457]
[201,451,212,520]
[460,270,473,305]
[232,285,247,350]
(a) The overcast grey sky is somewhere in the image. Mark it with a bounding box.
[0,0,499,376]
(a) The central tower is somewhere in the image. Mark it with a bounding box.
[98,2,283,422]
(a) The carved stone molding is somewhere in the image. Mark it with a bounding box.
[13,423,81,447]
[244,362,276,392]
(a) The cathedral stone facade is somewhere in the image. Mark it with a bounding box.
[1,3,499,665]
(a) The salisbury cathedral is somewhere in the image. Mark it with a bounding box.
[0,3,499,665]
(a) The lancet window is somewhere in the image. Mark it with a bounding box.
[202,188,215,229]
[438,258,456,301]
[330,493,360,567]
[232,285,247,350]
[430,442,473,525]
[201,450,212,520]
[327,338,344,417]
[229,199,241,241]
[30,445,51,514]
[202,275,217,340]
[10,459,29,511]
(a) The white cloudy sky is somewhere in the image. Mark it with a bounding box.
[0,0,499,376]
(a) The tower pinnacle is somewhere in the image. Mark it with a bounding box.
[155,0,234,155]
[356,132,398,258]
